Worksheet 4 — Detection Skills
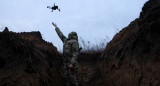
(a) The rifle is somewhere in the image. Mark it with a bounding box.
[78,47,82,53]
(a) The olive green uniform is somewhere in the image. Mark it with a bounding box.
[55,27,79,86]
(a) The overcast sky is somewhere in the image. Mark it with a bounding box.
[0,0,148,51]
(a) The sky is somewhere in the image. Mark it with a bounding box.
[0,0,148,51]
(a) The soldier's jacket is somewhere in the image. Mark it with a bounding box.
[55,27,79,64]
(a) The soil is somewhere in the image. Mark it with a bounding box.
[100,0,160,86]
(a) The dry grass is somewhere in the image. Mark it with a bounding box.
[56,36,110,54]
[79,36,109,53]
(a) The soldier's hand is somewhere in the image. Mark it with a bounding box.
[52,22,57,28]
[69,64,73,69]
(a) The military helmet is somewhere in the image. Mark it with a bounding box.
[68,31,77,38]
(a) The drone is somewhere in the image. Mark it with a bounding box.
[47,3,60,12]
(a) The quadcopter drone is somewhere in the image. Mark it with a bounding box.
[47,3,60,12]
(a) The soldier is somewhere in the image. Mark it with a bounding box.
[52,22,79,86]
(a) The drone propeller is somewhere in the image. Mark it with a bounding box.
[47,6,51,8]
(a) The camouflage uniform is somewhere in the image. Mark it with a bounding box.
[55,27,79,86]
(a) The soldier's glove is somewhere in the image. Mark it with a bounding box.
[52,22,57,28]
[69,64,73,69]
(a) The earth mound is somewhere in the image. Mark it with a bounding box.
[0,31,103,86]
[100,0,160,86]
[0,31,64,86]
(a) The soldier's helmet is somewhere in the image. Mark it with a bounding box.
[68,31,78,40]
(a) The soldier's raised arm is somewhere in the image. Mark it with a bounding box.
[52,22,66,43]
